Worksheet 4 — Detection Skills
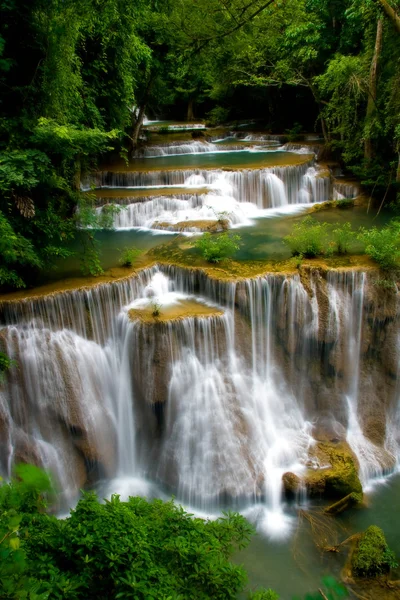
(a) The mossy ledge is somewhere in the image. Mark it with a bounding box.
[128,299,224,324]
[0,245,379,304]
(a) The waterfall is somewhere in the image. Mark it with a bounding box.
[91,161,332,230]
[332,180,359,199]
[326,272,396,486]
[1,266,399,533]
[140,141,220,157]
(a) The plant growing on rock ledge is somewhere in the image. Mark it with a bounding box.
[194,232,242,263]
[358,221,400,270]
[151,301,162,317]
[284,217,331,258]
[118,246,141,267]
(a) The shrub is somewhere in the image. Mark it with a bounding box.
[206,106,230,127]
[151,301,161,317]
[352,525,398,577]
[195,232,242,262]
[284,122,304,142]
[283,217,331,258]
[0,351,17,382]
[358,221,400,270]
[332,222,354,254]
[118,246,141,267]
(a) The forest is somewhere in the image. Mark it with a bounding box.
[0,0,399,289]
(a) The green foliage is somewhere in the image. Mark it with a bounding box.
[352,525,398,577]
[284,218,358,258]
[358,220,400,270]
[0,465,53,600]
[118,246,141,267]
[332,222,354,254]
[0,351,17,383]
[283,217,331,258]
[151,301,162,317]
[79,234,104,277]
[206,106,230,126]
[0,210,43,288]
[195,232,242,263]
[285,122,304,142]
[0,468,257,600]
[0,150,51,197]
[32,119,119,162]
[248,589,279,600]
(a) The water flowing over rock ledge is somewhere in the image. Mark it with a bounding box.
[0,264,399,515]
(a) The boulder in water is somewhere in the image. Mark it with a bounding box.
[304,441,362,499]
[282,472,301,499]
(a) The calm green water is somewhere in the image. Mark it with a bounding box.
[236,473,400,599]
[105,150,311,172]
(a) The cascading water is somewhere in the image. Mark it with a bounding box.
[93,161,333,230]
[326,272,397,487]
[140,141,220,156]
[2,266,398,535]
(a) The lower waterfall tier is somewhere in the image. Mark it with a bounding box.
[0,266,399,528]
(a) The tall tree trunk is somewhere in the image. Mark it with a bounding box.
[187,97,195,121]
[131,76,154,152]
[131,102,147,149]
[364,17,383,162]
[374,0,400,34]
[308,80,330,144]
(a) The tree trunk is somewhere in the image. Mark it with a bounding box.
[308,79,330,144]
[131,102,147,149]
[364,17,383,162]
[131,76,154,153]
[187,97,194,121]
[374,0,400,34]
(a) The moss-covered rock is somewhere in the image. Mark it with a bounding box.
[352,525,397,577]
[304,441,362,499]
[282,472,301,498]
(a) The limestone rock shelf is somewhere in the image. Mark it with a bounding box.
[128,297,224,324]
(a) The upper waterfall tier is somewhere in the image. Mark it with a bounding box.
[86,161,334,208]
[1,265,399,518]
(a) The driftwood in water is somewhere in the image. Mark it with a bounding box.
[324,492,362,516]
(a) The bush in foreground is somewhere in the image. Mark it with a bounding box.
[1,465,261,600]
[194,232,242,263]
